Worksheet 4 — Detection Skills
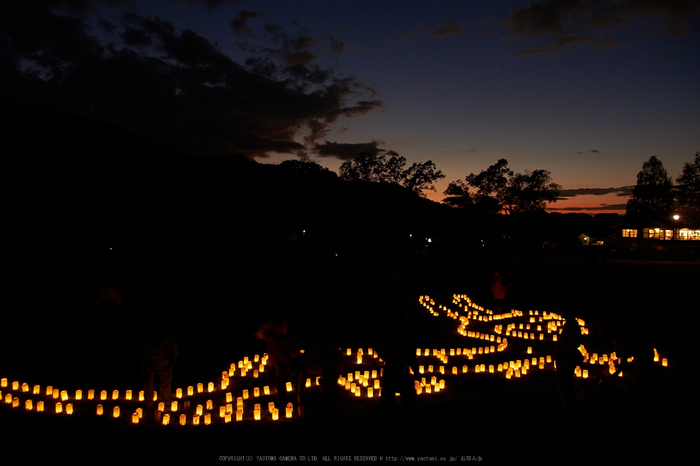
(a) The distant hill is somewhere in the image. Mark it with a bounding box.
[5,101,462,261]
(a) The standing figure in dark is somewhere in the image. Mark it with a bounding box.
[255,321,298,399]
[142,333,178,409]
[490,271,508,313]
[554,310,583,413]
[376,310,420,416]
[290,346,344,418]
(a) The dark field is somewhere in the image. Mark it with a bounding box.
[2,254,697,464]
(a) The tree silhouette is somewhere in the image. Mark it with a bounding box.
[443,159,560,214]
[626,156,674,222]
[675,152,700,223]
[339,152,444,196]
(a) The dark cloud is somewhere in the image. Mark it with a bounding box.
[558,186,633,197]
[549,203,628,211]
[314,140,388,160]
[231,10,264,36]
[0,2,383,159]
[430,18,464,38]
[507,0,700,55]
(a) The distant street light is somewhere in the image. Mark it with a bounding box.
[673,214,680,221]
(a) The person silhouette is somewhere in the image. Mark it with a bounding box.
[554,309,583,414]
[255,321,298,399]
[289,345,343,418]
[142,333,178,409]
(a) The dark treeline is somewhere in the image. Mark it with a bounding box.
[7,102,620,263]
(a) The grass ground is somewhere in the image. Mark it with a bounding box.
[2,253,696,464]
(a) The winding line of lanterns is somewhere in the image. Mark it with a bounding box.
[1,294,668,426]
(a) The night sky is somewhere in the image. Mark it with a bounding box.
[2,0,699,213]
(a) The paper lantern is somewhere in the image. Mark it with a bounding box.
[224,413,232,423]
[157,402,165,412]
[206,399,213,410]
[374,379,380,389]
[286,404,293,418]
[272,408,279,420]
[254,387,260,397]
[138,390,144,401]
[55,401,62,413]
[236,410,243,421]
[33,385,41,395]
[254,408,261,421]
[162,413,170,425]
[100,390,107,401]
[197,383,204,393]
[171,400,178,412]
[75,389,82,400]
[37,401,44,412]
[136,407,143,418]
[207,382,214,393]
[286,382,292,392]
[66,403,73,415]
[176,388,182,399]
[225,392,233,403]
[196,404,203,416]
[125,390,132,401]
[204,413,211,425]
[264,386,270,396]
[193,415,200,425]
[59,390,68,401]
[0,378,5,388]
[25,399,33,411]
[662,358,668,367]
[96,404,104,415]
[12,381,19,391]
[243,390,249,399]
[132,412,140,424]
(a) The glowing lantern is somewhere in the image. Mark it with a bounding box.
[254,387,260,397]
[66,403,73,415]
[286,382,292,392]
[187,386,194,397]
[75,389,82,400]
[176,388,182,399]
[21,383,29,393]
[196,404,203,416]
[33,385,41,395]
[207,382,214,393]
[243,390,249,399]
[136,407,143,418]
[37,401,44,412]
[204,413,211,425]
[171,400,178,412]
[225,392,233,403]
[0,379,5,388]
[132,413,140,424]
[12,381,19,390]
[264,386,270,396]
[206,400,213,410]
[197,383,203,393]
[158,402,165,412]
[305,378,311,388]
[662,358,668,367]
[193,415,200,426]
[125,390,132,401]
[272,408,279,420]
[96,404,103,415]
[100,390,107,401]
[162,413,169,425]
[224,413,232,423]
[25,399,33,411]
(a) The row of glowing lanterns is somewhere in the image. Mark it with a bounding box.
[2,293,668,425]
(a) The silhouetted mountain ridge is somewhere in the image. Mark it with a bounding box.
[6,102,458,260]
